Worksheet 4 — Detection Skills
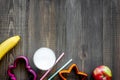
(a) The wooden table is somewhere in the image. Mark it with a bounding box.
[0,0,120,80]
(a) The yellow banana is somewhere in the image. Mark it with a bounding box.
[0,35,20,60]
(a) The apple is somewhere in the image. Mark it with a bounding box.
[93,65,112,80]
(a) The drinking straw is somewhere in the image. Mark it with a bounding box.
[40,52,65,80]
[48,59,73,80]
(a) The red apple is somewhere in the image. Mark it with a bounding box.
[93,65,112,80]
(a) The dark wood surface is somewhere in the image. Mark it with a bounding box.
[0,0,120,80]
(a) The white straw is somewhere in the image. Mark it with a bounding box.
[48,59,73,80]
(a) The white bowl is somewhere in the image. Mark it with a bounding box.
[33,47,56,70]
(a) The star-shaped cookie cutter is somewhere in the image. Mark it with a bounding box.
[59,64,88,80]
[7,56,37,80]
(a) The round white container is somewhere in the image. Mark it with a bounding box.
[33,47,56,70]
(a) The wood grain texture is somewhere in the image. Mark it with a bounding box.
[0,0,120,80]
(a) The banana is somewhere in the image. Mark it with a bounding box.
[0,36,20,60]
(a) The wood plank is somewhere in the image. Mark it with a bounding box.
[10,0,28,79]
[0,0,10,79]
[103,0,113,69]
[80,0,103,79]
[28,0,56,79]
[112,0,120,79]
